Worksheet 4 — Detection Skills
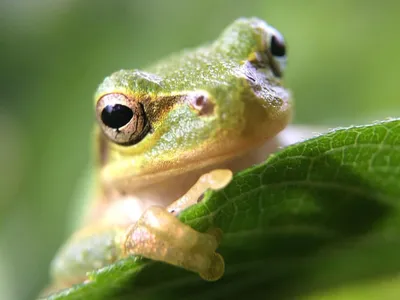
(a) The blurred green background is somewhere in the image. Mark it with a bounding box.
[0,0,399,299]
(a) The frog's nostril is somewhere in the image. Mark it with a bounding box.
[186,91,214,115]
[101,104,133,129]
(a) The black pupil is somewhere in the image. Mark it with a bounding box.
[101,104,133,129]
[270,35,286,57]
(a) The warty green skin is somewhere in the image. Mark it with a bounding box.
[96,17,290,180]
[49,17,291,288]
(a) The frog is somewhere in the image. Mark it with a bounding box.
[48,17,291,291]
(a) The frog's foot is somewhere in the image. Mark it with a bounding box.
[123,206,224,280]
[123,169,233,281]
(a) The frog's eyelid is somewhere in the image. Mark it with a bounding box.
[274,56,287,72]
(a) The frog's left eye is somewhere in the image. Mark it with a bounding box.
[96,93,150,146]
[265,26,287,77]
[269,32,286,58]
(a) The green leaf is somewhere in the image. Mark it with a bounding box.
[43,119,400,300]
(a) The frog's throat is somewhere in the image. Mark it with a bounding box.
[100,135,281,206]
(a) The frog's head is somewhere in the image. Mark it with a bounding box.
[95,18,291,190]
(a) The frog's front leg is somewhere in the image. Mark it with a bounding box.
[123,169,232,281]
[50,169,232,289]
[124,206,224,280]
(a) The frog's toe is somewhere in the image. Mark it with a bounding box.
[206,227,224,244]
[199,252,225,281]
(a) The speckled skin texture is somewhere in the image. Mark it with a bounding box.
[96,17,291,189]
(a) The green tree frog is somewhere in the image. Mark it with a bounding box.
[48,17,291,291]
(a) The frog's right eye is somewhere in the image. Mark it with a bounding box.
[96,93,150,146]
